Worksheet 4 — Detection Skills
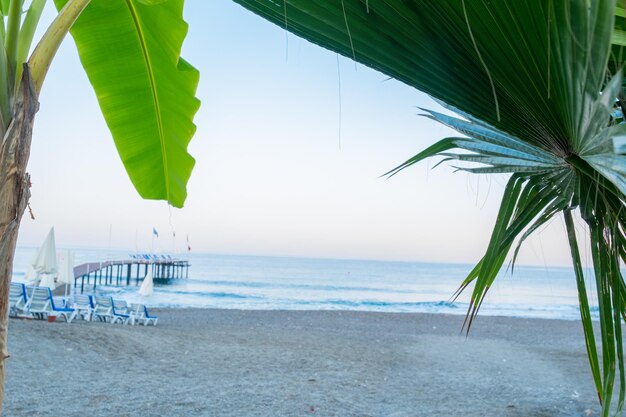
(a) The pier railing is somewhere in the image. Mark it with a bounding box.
[73,259,190,293]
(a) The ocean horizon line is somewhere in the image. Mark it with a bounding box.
[14,244,577,271]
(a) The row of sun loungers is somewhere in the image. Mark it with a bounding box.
[9,282,158,326]
[130,254,173,261]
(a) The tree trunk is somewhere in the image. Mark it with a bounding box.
[0,66,39,412]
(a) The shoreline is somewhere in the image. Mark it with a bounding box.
[5,308,598,416]
[97,303,595,323]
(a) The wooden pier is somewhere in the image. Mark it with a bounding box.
[72,258,190,294]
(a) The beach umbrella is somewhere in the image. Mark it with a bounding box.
[22,244,41,285]
[138,267,153,297]
[57,250,75,297]
[25,227,58,286]
[33,227,58,276]
[38,273,56,290]
[23,264,37,286]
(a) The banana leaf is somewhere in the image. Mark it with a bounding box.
[55,0,200,208]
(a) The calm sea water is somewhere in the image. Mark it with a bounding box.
[11,246,597,320]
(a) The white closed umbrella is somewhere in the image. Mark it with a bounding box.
[38,273,56,290]
[138,267,153,297]
[33,228,58,276]
[57,250,75,297]
[23,265,37,286]
[24,227,58,286]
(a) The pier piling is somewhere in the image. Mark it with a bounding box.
[72,258,190,294]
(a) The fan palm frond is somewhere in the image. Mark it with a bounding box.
[232,1,626,413]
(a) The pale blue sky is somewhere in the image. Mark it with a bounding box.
[16,1,579,266]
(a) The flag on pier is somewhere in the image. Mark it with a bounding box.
[152,227,159,238]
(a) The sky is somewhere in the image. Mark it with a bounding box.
[14,0,583,266]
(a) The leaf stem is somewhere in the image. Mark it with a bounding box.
[0,12,6,42]
[28,0,91,95]
[0,43,9,136]
[16,0,47,86]
[4,0,22,90]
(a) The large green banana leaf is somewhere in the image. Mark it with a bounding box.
[54,0,199,208]
[231,0,625,414]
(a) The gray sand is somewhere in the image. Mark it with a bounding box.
[4,309,598,416]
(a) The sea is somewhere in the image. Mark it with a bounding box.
[11,246,598,321]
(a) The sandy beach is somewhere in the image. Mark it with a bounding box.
[3,309,598,416]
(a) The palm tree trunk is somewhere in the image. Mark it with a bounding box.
[0,66,39,412]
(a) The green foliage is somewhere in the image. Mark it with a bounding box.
[54,0,200,208]
[232,0,626,413]
[16,0,46,83]
[0,0,43,135]
[0,0,199,208]
[613,5,626,97]
[0,0,9,16]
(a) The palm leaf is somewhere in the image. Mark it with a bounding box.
[611,4,625,96]
[234,1,614,151]
[54,0,200,208]
[232,0,626,413]
[564,210,603,401]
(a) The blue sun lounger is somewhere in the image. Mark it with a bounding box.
[142,306,158,326]
[111,299,131,325]
[9,282,28,316]
[27,287,74,322]
[129,304,158,326]
[69,294,95,322]
[93,296,114,322]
